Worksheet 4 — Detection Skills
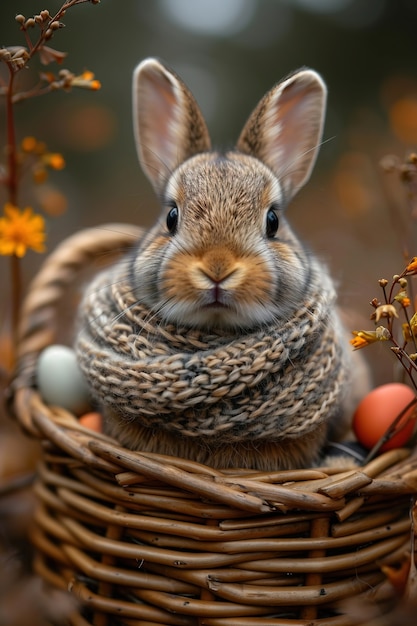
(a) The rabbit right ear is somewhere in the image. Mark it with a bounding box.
[236,69,327,201]
[133,58,211,194]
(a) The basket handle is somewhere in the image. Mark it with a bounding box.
[13,223,143,390]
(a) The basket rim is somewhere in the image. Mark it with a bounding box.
[14,383,417,519]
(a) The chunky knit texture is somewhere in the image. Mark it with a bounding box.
[75,258,348,449]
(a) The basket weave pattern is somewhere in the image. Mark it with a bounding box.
[12,224,417,625]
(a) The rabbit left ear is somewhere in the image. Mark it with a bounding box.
[133,58,211,194]
[236,69,327,201]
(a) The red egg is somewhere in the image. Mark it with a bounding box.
[79,411,102,433]
[353,383,416,452]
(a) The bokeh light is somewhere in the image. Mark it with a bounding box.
[52,103,117,152]
[159,0,257,36]
[289,0,352,13]
[389,98,417,145]
[332,152,376,217]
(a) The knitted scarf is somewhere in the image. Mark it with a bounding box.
[75,258,348,446]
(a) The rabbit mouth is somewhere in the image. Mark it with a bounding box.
[202,302,228,310]
[196,286,238,322]
[202,284,232,309]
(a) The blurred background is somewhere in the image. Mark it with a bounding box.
[1,0,417,383]
[0,4,417,620]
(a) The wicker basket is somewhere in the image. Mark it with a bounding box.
[11,224,417,626]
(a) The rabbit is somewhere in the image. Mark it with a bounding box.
[75,58,369,470]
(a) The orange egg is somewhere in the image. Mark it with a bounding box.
[353,383,416,452]
[79,411,102,433]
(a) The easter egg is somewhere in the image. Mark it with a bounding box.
[353,383,416,452]
[37,344,91,415]
[79,411,102,433]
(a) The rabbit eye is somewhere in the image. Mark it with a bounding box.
[266,207,279,238]
[166,204,179,233]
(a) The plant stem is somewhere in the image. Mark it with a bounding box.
[6,67,18,205]
[403,305,417,354]
[12,82,55,104]
[27,0,91,61]
[5,65,20,368]
[363,396,417,464]
[9,254,21,367]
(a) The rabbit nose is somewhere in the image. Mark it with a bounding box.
[200,267,236,285]
[195,268,238,307]
[195,248,241,286]
[192,268,237,300]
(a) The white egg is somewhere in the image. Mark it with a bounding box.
[37,344,91,415]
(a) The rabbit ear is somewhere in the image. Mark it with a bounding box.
[133,58,211,194]
[236,69,327,201]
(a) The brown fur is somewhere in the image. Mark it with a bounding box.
[104,407,328,471]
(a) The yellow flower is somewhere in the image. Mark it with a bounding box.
[402,323,416,342]
[410,312,417,332]
[81,70,94,80]
[22,139,66,183]
[406,257,417,274]
[21,136,38,153]
[70,70,101,91]
[350,327,390,350]
[43,152,65,170]
[404,312,417,341]
[394,290,411,307]
[402,323,411,342]
[350,334,369,349]
[0,204,46,257]
[21,136,47,156]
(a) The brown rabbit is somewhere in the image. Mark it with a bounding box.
[75,58,367,470]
